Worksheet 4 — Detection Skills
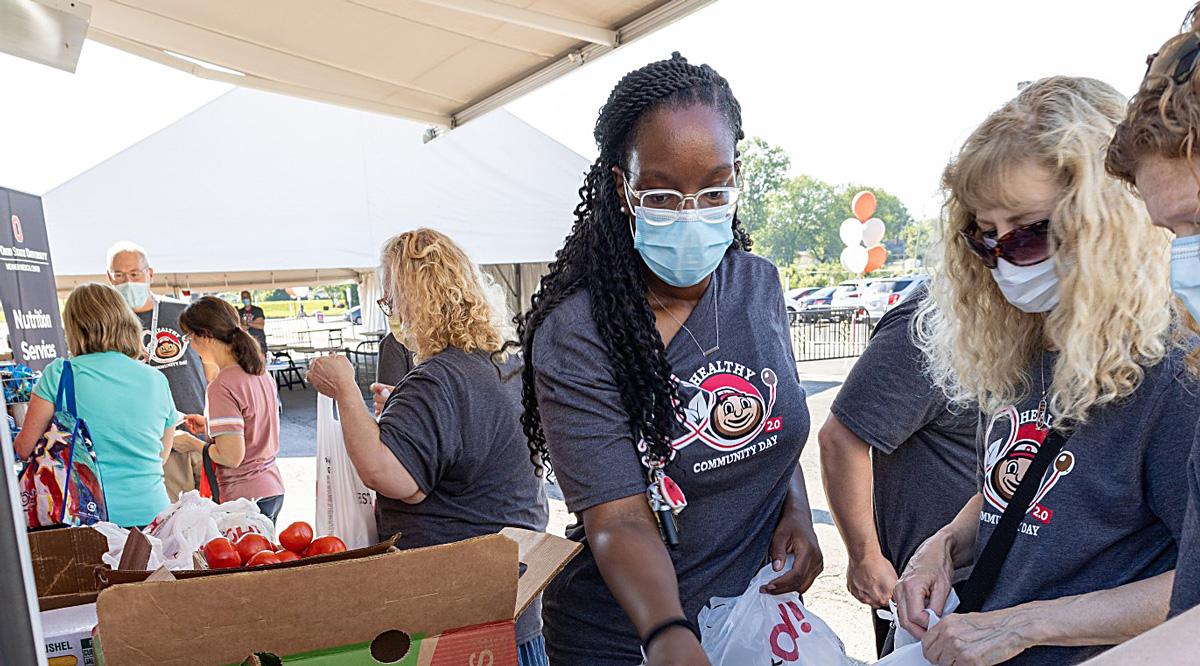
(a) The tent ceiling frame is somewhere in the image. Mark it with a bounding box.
[408,0,618,46]
[449,0,714,127]
[81,0,714,128]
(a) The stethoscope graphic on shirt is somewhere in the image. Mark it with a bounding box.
[141,298,188,365]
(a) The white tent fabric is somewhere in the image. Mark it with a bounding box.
[43,88,588,294]
[359,271,387,334]
[78,0,715,127]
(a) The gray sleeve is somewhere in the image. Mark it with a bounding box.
[377,368,460,494]
[1142,369,1200,539]
[376,334,414,386]
[1170,432,1200,617]
[532,327,646,514]
[830,305,945,454]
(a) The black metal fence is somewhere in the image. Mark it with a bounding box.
[790,307,873,362]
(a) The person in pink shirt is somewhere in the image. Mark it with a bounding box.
[174,297,285,522]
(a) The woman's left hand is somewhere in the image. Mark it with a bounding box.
[922,608,1033,666]
[306,355,357,399]
[762,504,823,595]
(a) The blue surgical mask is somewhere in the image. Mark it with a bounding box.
[1170,235,1200,322]
[113,281,151,310]
[631,204,735,287]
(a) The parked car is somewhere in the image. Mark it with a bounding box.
[799,286,836,309]
[344,305,362,325]
[785,287,821,314]
[861,274,931,320]
[830,279,876,309]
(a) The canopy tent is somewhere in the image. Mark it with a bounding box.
[43,88,587,313]
[55,0,715,127]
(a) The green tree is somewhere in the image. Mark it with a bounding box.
[737,137,791,238]
[766,175,843,264]
[898,217,937,264]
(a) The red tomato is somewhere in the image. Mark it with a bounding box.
[279,521,314,554]
[247,550,281,567]
[235,533,273,564]
[203,537,241,569]
[274,549,301,563]
[304,535,348,557]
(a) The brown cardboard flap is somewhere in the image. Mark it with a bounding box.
[96,534,520,666]
[500,528,582,616]
[27,526,108,598]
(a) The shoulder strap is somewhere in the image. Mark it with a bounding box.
[56,360,77,416]
[957,427,1068,614]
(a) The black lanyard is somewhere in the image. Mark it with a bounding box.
[957,427,1069,614]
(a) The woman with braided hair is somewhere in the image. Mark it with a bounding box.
[520,54,821,665]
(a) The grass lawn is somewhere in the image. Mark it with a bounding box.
[259,299,348,319]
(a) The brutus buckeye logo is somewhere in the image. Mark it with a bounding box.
[143,329,187,364]
[671,369,779,452]
[982,406,1075,521]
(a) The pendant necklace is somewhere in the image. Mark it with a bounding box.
[648,278,720,357]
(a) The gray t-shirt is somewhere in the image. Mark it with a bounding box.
[973,350,1198,664]
[376,333,415,386]
[1169,423,1200,617]
[376,346,548,644]
[137,298,206,418]
[831,294,977,576]
[533,249,810,665]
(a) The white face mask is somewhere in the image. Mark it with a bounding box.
[990,257,1060,313]
[113,281,151,310]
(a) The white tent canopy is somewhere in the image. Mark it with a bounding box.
[43,88,588,297]
[78,0,715,127]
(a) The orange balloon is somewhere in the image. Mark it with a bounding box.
[864,245,888,273]
[852,190,877,222]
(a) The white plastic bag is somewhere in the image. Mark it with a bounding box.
[697,559,848,665]
[316,394,377,548]
[875,589,960,665]
[143,490,275,569]
[92,522,167,570]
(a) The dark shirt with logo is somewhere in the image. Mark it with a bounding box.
[137,298,206,418]
[533,249,810,665]
[973,350,1198,664]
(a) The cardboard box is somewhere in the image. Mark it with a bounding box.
[41,602,98,666]
[94,528,580,665]
[27,526,109,610]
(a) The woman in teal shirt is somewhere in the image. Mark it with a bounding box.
[15,283,179,527]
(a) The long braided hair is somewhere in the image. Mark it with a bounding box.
[518,53,751,474]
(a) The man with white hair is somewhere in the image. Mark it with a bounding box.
[107,241,207,501]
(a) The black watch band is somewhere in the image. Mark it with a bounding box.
[642,617,700,651]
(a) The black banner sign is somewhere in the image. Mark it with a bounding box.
[0,188,66,371]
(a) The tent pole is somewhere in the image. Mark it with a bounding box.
[0,390,46,663]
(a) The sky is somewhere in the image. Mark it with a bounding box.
[0,0,1190,220]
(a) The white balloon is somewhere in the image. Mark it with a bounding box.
[839,218,863,247]
[840,245,869,274]
[862,217,886,246]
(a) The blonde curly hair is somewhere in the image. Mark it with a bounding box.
[380,228,515,363]
[916,76,1179,425]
